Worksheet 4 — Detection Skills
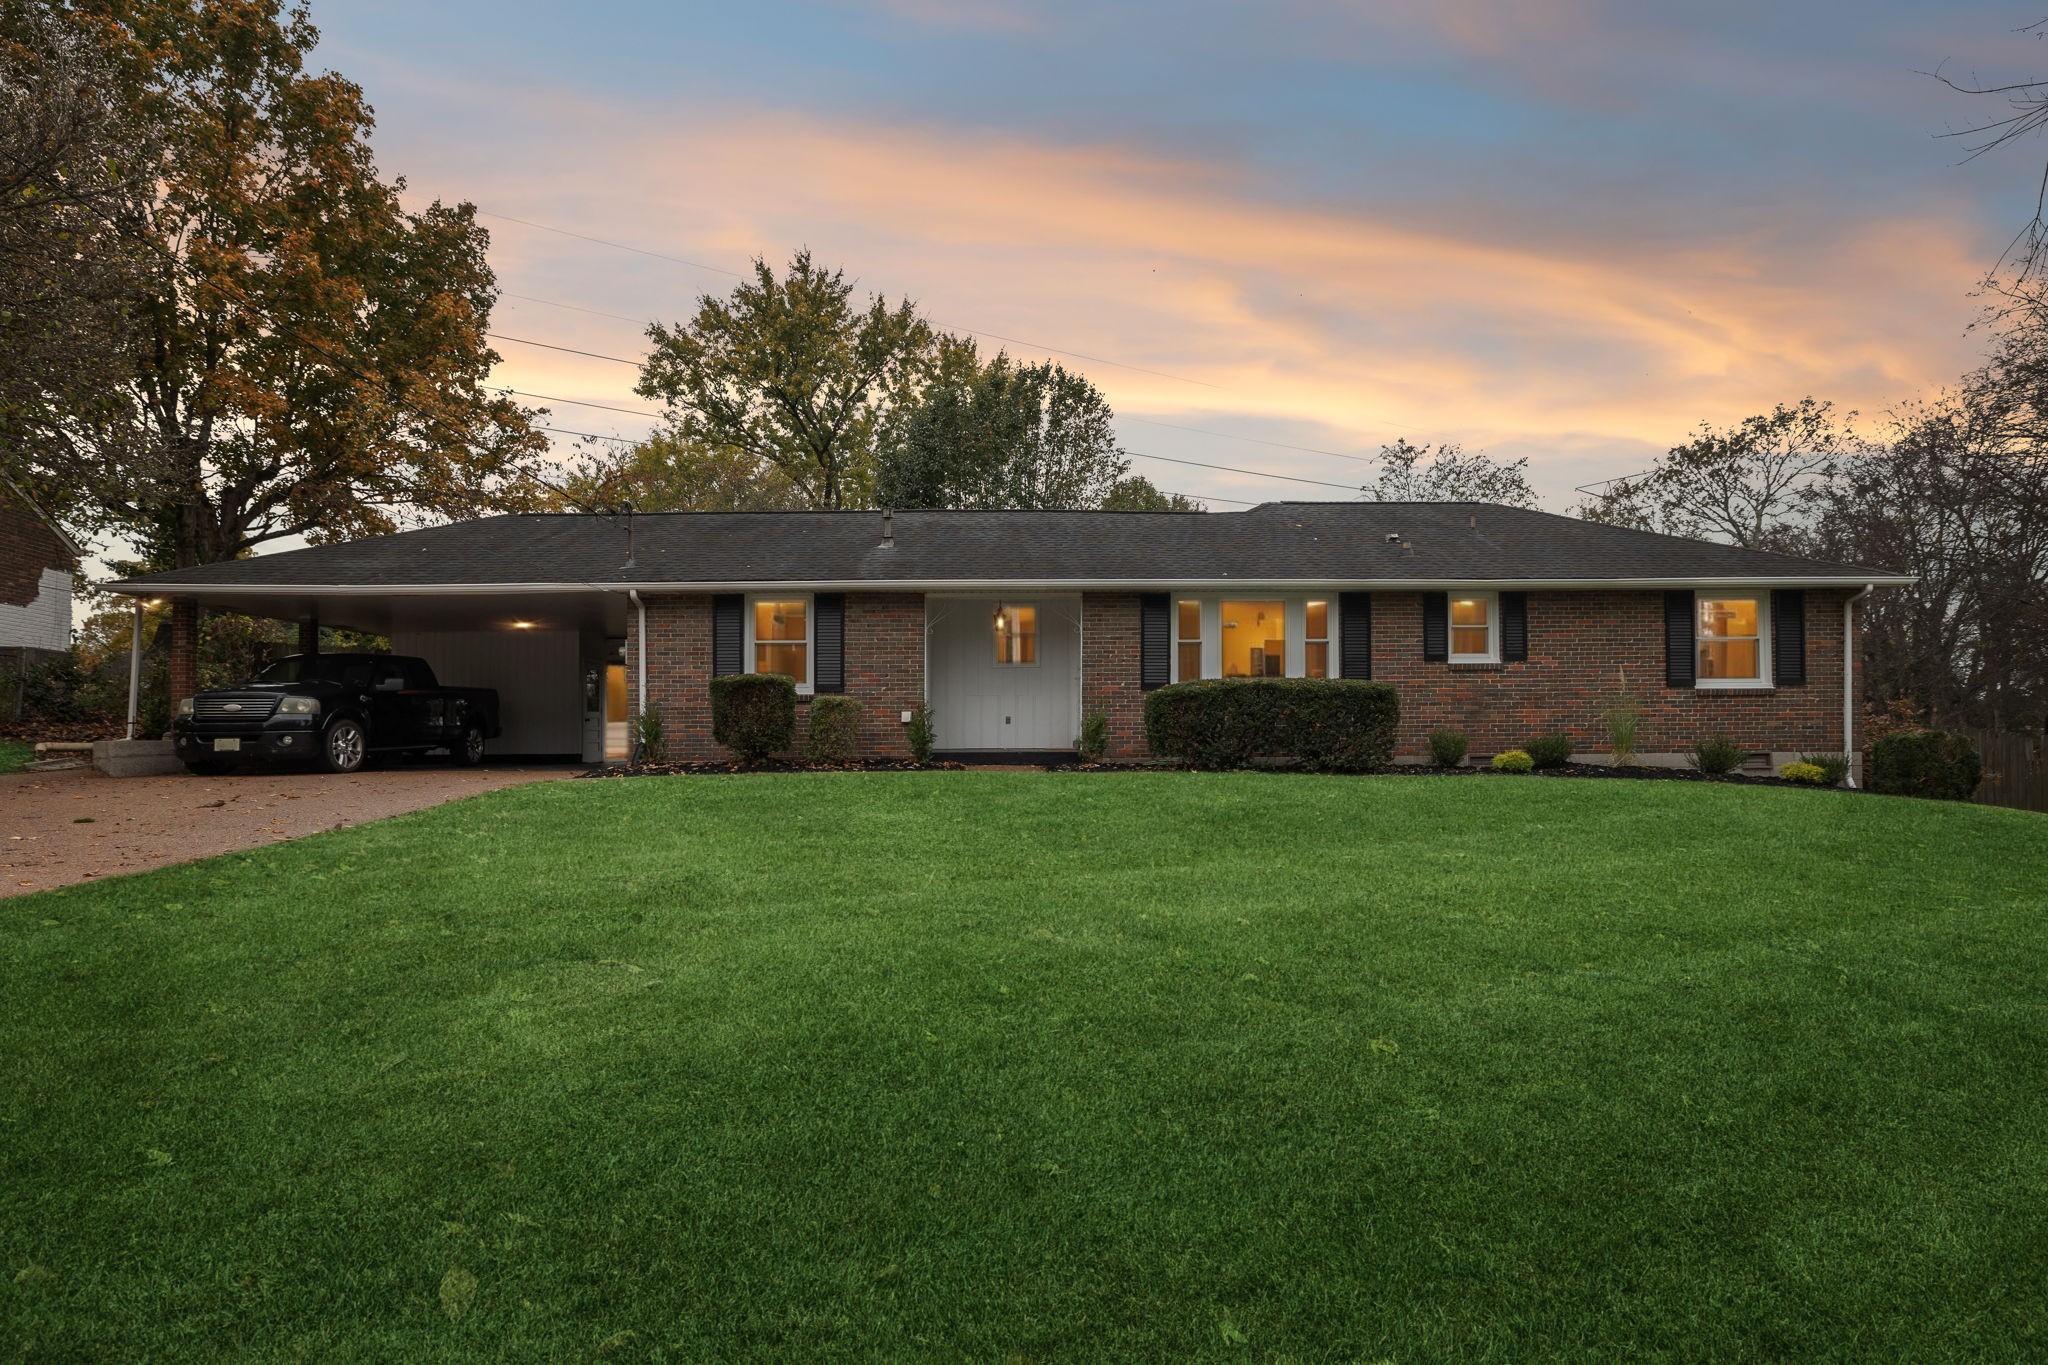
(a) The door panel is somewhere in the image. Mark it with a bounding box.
[928,597,1079,750]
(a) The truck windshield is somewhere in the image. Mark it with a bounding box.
[254,656,377,687]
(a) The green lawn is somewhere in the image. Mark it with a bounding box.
[4,774,2045,1361]
[0,738,32,774]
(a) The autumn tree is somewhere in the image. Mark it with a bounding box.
[875,352,1144,510]
[558,431,800,513]
[2,0,545,571]
[0,10,152,516]
[1362,438,1538,507]
[1575,398,1850,550]
[637,250,937,510]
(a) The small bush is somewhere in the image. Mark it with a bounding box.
[1077,711,1109,763]
[634,707,667,765]
[907,702,935,766]
[805,694,863,766]
[1526,734,1573,769]
[1603,670,1642,766]
[1778,761,1828,785]
[1144,678,1400,771]
[1800,752,1852,788]
[1492,749,1533,773]
[1868,730,1981,802]
[710,673,797,763]
[1427,728,1469,767]
[1689,734,1746,775]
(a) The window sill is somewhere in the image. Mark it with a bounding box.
[1694,683,1774,693]
[1447,660,1504,670]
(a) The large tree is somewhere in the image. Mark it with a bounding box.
[1575,398,1849,550]
[557,430,800,513]
[874,351,1142,510]
[637,250,936,510]
[0,9,152,515]
[1362,438,1538,507]
[4,0,544,571]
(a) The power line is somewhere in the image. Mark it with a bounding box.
[480,208,1221,389]
[489,386,663,419]
[500,292,654,327]
[1120,414,1392,461]
[1124,448,1360,493]
[489,332,643,367]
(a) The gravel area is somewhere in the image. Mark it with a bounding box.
[1,763,577,898]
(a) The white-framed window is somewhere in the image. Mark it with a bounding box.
[747,594,812,691]
[1448,592,1497,663]
[1169,595,1340,681]
[994,602,1038,665]
[1696,594,1770,688]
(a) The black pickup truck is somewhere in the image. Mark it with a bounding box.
[172,653,501,775]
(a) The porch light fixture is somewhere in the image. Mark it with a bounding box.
[993,602,1007,631]
[509,620,536,630]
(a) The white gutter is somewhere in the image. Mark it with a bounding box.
[1843,583,1874,788]
[627,589,648,750]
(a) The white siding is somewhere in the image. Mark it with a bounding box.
[391,628,581,756]
[926,595,1080,751]
[0,567,71,652]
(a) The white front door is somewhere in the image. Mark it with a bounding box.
[927,596,1080,751]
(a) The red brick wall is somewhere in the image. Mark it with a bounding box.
[627,586,1854,763]
[628,592,923,760]
[1081,592,1148,759]
[1368,589,1851,756]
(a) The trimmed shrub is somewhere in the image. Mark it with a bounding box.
[710,672,797,763]
[907,703,935,766]
[1689,734,1745,775]
[1077,711,1109,763]
[1800,752,1852,788]
[1778,761,1828,786]
[1868,730,1981,802]
[634,707,667,765]
[1143,678,1400,772]
[1427,727,1469,767]
[805,694,863,766]
[1526,734,1573,769]
[1492,749,1533,773]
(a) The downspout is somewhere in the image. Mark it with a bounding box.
[627,589,648,760]
[125,600,145,741]
[1843,584,1873,788]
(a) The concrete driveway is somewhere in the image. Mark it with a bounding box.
[1,763,577,898]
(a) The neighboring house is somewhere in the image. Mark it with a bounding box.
[0,476,76,658]
[110,502,1912,765]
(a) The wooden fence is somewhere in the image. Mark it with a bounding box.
[1953,727,2048,814]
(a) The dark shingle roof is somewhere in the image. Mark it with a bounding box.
[114,502,1908,592]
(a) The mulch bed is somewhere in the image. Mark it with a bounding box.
[0,721,127,745]
[585,756,1834,789]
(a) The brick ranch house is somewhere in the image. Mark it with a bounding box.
[110,502,1911,769]
[2,475,77,662]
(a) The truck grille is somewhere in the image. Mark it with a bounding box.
[193,693,279,722]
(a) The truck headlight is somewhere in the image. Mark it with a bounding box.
[176,696,194,716]
[276,696,320,715]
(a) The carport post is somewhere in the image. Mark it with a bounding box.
[125,600,144,740]
[298,614,320,655]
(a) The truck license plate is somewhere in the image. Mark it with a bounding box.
[213,738,241,752]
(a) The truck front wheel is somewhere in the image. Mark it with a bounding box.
[322,718,368,773]
[453,724,486,766]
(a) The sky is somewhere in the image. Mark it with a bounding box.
[308,0,2048,511]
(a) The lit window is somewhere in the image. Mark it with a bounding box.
[1221,600,1286,678]
[1305,600,1330,678]
[1450,594,1496,662]
[1176,599,1203,681]
[994,603,1038,665]
[751,597,809,686]
[1698,596,1767,685]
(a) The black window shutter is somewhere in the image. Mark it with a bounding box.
[813,593,846,692]
[1772,589,1806,686]
[1139,593,1170,691]
[1422,593,1449,662]
[1501,591,1528,662]
[712,594,743,676]
[1664,591,1695,688]
[1338,592,1372,679]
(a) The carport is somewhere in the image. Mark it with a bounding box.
[107,582,633,763]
